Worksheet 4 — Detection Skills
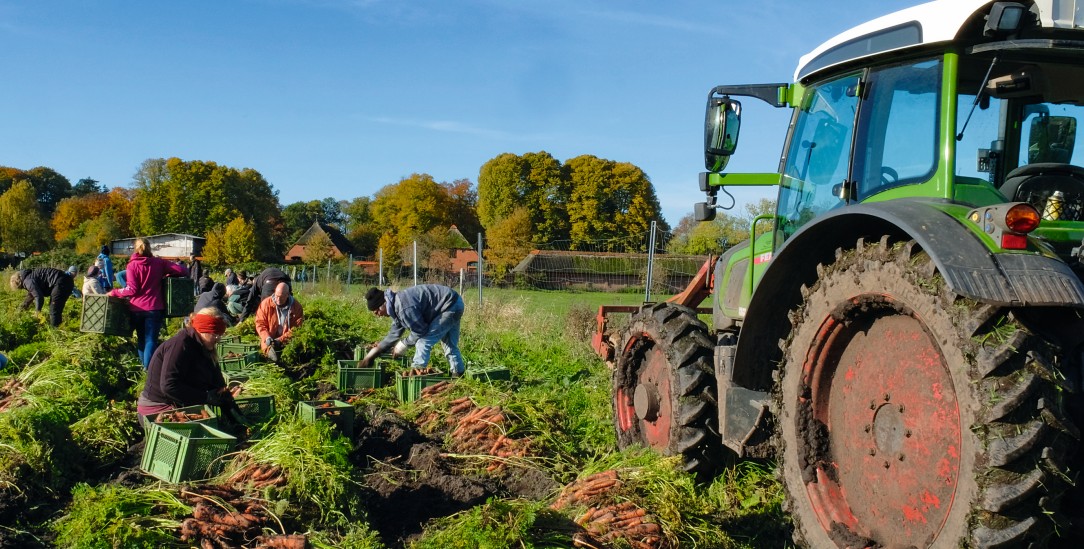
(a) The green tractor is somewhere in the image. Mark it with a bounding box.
[602,0,1084,546]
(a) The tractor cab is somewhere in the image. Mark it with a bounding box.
[701,0,1084,329]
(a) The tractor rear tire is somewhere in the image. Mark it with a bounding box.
[613,302,720,477]
[776,238,1078,548]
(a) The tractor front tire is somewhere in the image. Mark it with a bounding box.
[777,238,1078,548]
[613,302,720,477]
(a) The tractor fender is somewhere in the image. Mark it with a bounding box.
[730,197,1084,395]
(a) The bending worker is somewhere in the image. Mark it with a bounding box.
[361,284,466,376]
[255,282,303,363]
[10,267,76,327]
[136,308,236,426]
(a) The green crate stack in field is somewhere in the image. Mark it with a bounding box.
[80,294,130,336]
[164,277,195,318]
[337,360,385,393]
[297,400,354,437]
[395,372,453,402]
[465,365,512,382]
[146,405,219,429]
[141,422,236,483]
[353,344,409,366]
[217,341,259,360]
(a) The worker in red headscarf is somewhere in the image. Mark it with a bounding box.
[136,307,236,425]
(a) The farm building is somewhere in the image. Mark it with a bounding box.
[511,249,709,292]
[111,234,205,259]
[284,222,355,263]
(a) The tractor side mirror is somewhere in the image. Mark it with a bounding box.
[705,96,742,173]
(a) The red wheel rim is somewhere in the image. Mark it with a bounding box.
[799,305,961,546]
[616,337,673,450]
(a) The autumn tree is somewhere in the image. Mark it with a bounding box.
[666,199,777,255]
[221,216,258,264]
[477,151,567,244]
[564,155,667,249]
[485,207,533,280]
[370,174,457,263]
[74,216,122,255]
[302,231,335,265]
[0,181,52,254]
[442,179,483,240]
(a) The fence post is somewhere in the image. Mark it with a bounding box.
[645,220,657,302]
[378,248,384,286]
[413,241,418,286]
[459,268,464,296]
[477,233,483,306]
[347,254,353,285]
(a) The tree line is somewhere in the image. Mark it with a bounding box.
[1,153,773,274]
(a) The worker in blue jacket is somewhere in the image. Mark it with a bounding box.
[361,284,466,375]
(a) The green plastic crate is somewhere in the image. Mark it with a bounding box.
[146,404,219,428]
[395,372,453,402]
[219,334,240,344]
[337,360,384,393]
[353,345,408,366]
[141,422,236,483]
[465,366,511,382]
[220,352,260,372]
[297,400,354,437]
[164,277,195,318]
[215,395,275,425]
[217,341,260,361]
[80,294,130,336]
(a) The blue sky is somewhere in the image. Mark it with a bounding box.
[2,0,920,227]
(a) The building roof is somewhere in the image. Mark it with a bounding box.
[293,221,355,255]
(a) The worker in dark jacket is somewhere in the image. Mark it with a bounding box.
[360,284,466,375]
[194,283,235,325]
[136,308,235,425]
[239,267,291,322]
[10,267,75,327]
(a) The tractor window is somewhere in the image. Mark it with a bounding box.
[1017,104,1084,165]
[778,73,860,237]
[855,59,941,197]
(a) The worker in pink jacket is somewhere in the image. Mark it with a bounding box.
[109,237,188,368]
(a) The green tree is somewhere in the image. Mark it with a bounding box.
[130,158,281,259]
[0,180,52,254]
[564,155,667,249]
[0,166,73,217]
[74,215,122,255]
[73,178,103,196]
[342,196,380,256]
[202,227,227,266]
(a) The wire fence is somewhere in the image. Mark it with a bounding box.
[289,223,711,302]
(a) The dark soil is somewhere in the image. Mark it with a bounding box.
[351,407,558,547]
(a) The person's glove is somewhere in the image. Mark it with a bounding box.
[265,336,274,347]
[392,340,409,358]
[205,387,234,407]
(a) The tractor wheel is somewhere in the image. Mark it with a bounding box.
[777,237,1079,548]
[613,302,720,477]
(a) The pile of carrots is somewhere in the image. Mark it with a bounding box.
[154,409,212,423]
[178,487,306,548]
[400,367,440,377]
[225,461,289,491]
[551,470,667,549]
[0,377,25,413]
[437,396,533,472]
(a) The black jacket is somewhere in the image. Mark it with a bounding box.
[18,268,74,311]
[142,326,225,407]
[193,283,234,325]
[239,267,291,321]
